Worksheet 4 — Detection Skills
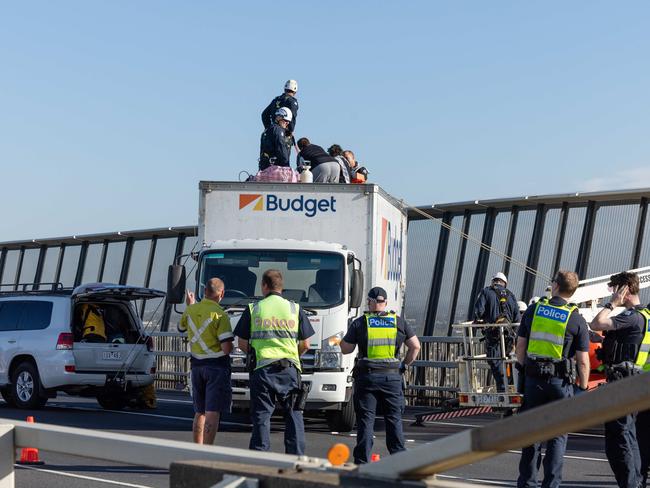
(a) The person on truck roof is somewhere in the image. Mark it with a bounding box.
[296,138,341,183]
[234,269,314,455]
[261,79,299,135]
[343,150,368,184]
[340,286,421,464]
[178,277,234,445]
[259,107,293,171]
[473,272,521,392]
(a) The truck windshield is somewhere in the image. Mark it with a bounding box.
[199,250,345,308]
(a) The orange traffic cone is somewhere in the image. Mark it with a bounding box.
[17,416,44,465]
[370,453,381,462]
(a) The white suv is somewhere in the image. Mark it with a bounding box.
[0,283,164,410]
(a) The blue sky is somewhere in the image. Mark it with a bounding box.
[1,1,649,241]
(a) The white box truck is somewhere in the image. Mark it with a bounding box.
[169,181,408,431]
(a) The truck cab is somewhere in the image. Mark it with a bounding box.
[194,239,362,430]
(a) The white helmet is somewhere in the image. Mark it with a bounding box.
[492,272,508,285]
[275,107,293,122]
[517,301,528,313]
[284,79,298,93]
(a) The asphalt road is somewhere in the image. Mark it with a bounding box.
[0,392,618,487]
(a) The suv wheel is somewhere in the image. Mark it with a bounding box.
[96,392,127,411]
[11,362,48,409]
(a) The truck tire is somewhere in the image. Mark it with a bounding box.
[11,362,48,409]
[326,401,356,432]
[96,392,127,411]
[0,386,17,407]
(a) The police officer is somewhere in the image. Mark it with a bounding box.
[590,271,650,488]
[178,278,234,445]
[473,272,521,392]
[340,286,421,464]
[233,269,314,455]
[79,304,107,342]
[515,270,590,488]
[259,108,293,171]
[261,79,299,135]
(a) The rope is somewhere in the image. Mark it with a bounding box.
[406,203,553,282]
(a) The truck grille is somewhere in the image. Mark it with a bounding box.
[230,350,317,373]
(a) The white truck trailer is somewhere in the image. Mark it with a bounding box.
[168,181,408,431]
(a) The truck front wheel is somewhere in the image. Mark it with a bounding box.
[326,401,356,432]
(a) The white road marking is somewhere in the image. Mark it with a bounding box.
[423,420,605,439]
[156,398,193,405]
[16,465,155,487]
[506,450,608,462]
[47,402,253,428]
[438,474,515,486]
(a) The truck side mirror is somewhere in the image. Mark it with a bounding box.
[167,265,186,304]
[350,269,364,309]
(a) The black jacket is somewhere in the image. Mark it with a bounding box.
[297,144,337,169]
[261,93,299,134]
[259,123,291,170]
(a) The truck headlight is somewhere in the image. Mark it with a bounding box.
[316,332,343,369]
[230,347,246,367]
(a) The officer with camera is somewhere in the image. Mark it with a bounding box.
[340,287,421,464]
[473,272,521,392]
[515,270,590,488]
[590,271,650,488]
[233,269,314,455]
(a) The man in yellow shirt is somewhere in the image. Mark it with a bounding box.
[179,278,233,444]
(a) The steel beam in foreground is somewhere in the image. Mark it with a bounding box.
[360,372,650,480]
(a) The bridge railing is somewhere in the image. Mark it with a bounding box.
[151,332,492,406]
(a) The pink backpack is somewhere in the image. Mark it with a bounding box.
[253,165,298,183]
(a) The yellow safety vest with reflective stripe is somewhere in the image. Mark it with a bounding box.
[180,299,232,360]
[364,312,400,364]
[527,297,577,360]
[249,294,301,371]
[635,309,650,371]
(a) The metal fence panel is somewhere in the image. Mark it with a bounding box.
[587,203,638,279]
[404,220,440,335]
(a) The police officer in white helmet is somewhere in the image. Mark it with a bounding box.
[262,80,299,136]
[259,107,293,171]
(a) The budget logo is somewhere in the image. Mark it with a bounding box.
[238,193,336,218]
[239,194,264,211]
[535,305,568,322]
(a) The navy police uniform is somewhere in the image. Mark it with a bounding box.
[234,292,314,455]
[516,296,590,488]
[601,306,647,488]
[262,93,299,135]
[259,123,292,171]
[473,284,521,391]
[343,304,416,464]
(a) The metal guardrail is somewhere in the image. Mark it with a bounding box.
[151,332,490,406]
[152,332,190,391]
[0,417,332,488]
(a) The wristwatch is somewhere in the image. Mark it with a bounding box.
[604,303,614,311]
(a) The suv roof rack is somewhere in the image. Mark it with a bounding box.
[0,282,74,296]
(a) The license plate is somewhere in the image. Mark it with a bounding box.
[102,351,122,360]
[475,393,501,404]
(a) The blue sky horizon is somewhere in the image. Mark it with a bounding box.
[2,1,649,241]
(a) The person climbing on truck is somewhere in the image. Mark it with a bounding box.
[261,79,299,136]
